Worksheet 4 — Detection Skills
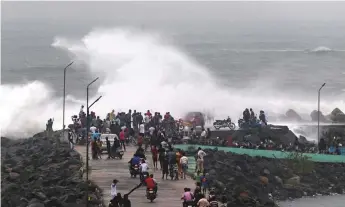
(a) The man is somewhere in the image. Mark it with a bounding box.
[180,152,189,179]
[111,179,119,199]
[197,194,210,207]
[200,129,207,139]
[149,126,155,137]
[139,123,145,137]
[139,160,149,182]
[144,174,157,194]
[90,124,97,133]
[197,147,206,174]
[106,137,113,159]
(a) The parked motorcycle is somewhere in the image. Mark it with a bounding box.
[146,188,157,202]
[213,118,236,130]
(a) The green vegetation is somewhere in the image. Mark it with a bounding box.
[286,151,315,174]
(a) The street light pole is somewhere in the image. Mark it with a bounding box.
[86,77,99,207]
[317,83,326,144]
[62,61,74,144]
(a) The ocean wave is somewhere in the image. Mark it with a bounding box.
[2,28,345,138]
[221,46,344,53]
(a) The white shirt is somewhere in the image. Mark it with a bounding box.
[180,156,188,164]
[140,163,149,172]
[111,184,117,198]
[149,127,155,135]
[197,150,206,160]
[139,124,145,134]
[121,126,127,131]
[90,126,97,133]
[201,130,206,137]
[145,115,150,124]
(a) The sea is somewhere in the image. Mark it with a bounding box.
[1,2,345,206]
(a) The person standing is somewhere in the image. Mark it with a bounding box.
[197,147,206,174]
[180,152,189,179]
[151,146,158,170]
[106,137,113,159]
[139,123,145,137]
[111,179,119,199]
[119,129,126,151]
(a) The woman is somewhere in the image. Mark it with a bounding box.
[151,146,158,170]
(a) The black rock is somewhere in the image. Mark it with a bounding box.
[1,131,103,207]
[198,149,345,206]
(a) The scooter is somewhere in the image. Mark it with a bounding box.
[146,188,157,202]
[130,164,140,178]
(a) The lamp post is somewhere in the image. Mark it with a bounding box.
[317,83,326,144]
[62,61,74,145]
[86,77,100,207]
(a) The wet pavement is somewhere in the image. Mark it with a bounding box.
[75,145,196,207]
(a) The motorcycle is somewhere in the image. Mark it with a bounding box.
[169,164,179,180]
[130,164,140,178]
[146,188,157,202]
[113,148,124,159]
[213,118,236,130]
[183,201,195,207]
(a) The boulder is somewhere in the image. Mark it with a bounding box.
[200,149,345,206]
[310,110,327,122]
[285,109,302,121]
[286,176,301,185]
[1,132,102,207]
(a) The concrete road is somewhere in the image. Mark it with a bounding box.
[75,145,196,207]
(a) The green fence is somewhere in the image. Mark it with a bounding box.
[174,144,345,163]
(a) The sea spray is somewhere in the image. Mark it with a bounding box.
[1,27,344,138]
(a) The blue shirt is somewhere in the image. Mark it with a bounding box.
[131,156,140,165]
[92,133,101,141]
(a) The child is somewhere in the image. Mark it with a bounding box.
[200,172,208,195]
[111,179,119,199]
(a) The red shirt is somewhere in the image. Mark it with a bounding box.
[145,177,155,188]
[119,131,125,141]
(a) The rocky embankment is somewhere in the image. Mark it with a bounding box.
[1,132,103,207]
[201,149,345,207]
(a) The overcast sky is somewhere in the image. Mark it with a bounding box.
[2,1,345,23]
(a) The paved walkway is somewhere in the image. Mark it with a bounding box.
[75,145,196,207]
